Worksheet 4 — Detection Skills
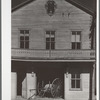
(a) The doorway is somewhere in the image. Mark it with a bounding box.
[36,64,65,98]
[17,72,26,96]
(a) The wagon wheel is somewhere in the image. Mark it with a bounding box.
[51,78,63,98]
[37,82,45,97]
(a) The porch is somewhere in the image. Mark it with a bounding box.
[11,61,94,100]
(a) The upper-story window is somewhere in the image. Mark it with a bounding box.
[71,31,81,49]
[20,30,29,49]
[46,31,55,50]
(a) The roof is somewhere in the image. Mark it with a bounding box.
[12,0,96,15]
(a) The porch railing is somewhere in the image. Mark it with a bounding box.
[11,49,95,60]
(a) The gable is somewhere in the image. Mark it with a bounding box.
[12,0,92,15]
[12,0,91,19]
[12,0,92,50]
[12,0,91,31]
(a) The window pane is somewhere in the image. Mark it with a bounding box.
[25,36,29,40]
[51,38,55,41]
[46,31,50,35]
[25,30,29,34]
[77,31,81,35]
[46,33,50,38]
[20,36,24,40]
[76,80,80,88]
[25,41,29,49]
[46,38,50,42]
[20,41,24,48]
[72,43,75,49]
[51,42,55,49]
[71,34,75,42]
[76,74,80,78]
[46,42,50,49]
[51,35,55,38]
[47,31,50,34]
[20,30,24,34]
[77,43,81,49]
[72,74,75,78]
[51,33,55,38]
[71,80,75,88]
[72,31,76,35]
[76,34,81,42]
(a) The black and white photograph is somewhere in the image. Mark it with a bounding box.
[11,0,97,100]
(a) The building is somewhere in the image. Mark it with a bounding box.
[11,0,96,100]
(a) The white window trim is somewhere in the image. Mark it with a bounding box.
[69,73,82,91]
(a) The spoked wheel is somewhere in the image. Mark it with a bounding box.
[37,82,45,97]
[51,78,63,98]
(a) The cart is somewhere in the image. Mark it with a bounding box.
[37,78,63,98]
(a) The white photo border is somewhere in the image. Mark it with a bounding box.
[1,0,99,100]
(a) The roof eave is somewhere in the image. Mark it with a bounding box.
[65,0,94,16]
[12,0,36,12]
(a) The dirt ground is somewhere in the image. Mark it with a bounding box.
[33,97,64,100]
[13,96,64,100]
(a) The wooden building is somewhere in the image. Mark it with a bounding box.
[11,0,96,100]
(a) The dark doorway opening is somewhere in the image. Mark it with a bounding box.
[12,61,67,98]
[17,72,26,96]
[36,65,65,98]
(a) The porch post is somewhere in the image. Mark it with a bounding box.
[11,72,17,99]
[92,63,96,100]
[64,67,69,100]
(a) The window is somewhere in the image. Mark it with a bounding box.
[46,31,55,50]
[71,31,81,49]
[71,73,81,90]
[20,30,29,49]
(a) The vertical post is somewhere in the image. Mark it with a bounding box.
[92,63,96,100]
[42,81,44,88]
[11,72,17,99]
[49,32,51,58]
[64,67,69,100]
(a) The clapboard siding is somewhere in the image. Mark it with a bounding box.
[67,74,90,98]
[65,66,91,100]
[12,0,92,49]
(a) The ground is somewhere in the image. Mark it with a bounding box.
[12,96,64,100]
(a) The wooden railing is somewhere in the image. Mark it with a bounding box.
[11,49,95,60]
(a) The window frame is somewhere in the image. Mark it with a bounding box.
[69,73,82,91]
[19,29,30,49]
[71,31,81,50]
[45,31,55,50]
